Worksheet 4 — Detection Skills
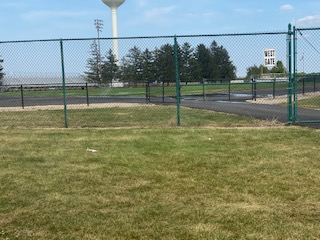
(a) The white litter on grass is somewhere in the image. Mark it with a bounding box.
[87,148,97,153]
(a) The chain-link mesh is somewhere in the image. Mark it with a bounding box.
[0,40,67,127]
[1,27,319,128]
[0,37,180,128]
[293,27,320,123]
[175,32,290,125]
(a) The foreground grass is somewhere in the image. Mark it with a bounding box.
[0,127,319,239]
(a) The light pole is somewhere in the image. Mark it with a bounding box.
[94,19,104,82]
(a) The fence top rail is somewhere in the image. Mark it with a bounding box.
[294,27,320,31]
[296,73,320,77]
[0,30,289,44]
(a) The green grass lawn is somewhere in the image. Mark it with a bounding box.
[0,81,288,98]
[0,127,319,239]
[0,106,276,128]
[297,96,320,110]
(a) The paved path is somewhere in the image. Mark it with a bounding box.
[1,95,319,128]
[179,99,320,128]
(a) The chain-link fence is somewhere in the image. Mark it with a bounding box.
[0,25,319,128]
[291,27,320,124]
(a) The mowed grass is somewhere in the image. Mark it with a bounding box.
[298,96,320,110]
[0,127,320,239]
[0,106,274,128]
[0,81,288,98]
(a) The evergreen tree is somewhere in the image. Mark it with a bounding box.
[179,42,195,82]
[121,46,143,85]
[84,40,103,84]
[141,48,155,82]
[210,41,236,80]
[194,44,213,81]
[101,49,118,84]
[154,44,175,82]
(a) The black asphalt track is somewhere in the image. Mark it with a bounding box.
[0,95,319,128]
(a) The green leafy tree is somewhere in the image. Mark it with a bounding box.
[84,40,103,84]
[246,61,286,79]
[246,65,265,79]
[270,61,286,74]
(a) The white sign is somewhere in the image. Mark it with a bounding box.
[264,48,276,67]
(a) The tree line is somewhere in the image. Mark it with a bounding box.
[84,40,237,85]
[246,61,287,79]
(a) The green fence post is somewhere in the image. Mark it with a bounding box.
[60,39,68,128]
[20,84,25,109]
[86,83,89,106]
[202,80,205,101]
[174,36,181,127]
[287,23,293,125]
[293,26,298,124]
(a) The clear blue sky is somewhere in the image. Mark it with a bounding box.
[1,0,320,41]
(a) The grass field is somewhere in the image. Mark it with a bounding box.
[0,81,288,98]
[0,106,276,128]
[0,127,320,239]
[298,96,320,110]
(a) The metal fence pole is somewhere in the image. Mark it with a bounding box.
[293,26,298,123]
[60,39,68,128]
[174,36,181,127]
[273,79,276,98]
[86,83,89,106]
[145,81,150,103]
[228,81,231,101]
[162,79,165,103]
[20,85,24,109]
[202,80,205,101]
[287,24,293,125]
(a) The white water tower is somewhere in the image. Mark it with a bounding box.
[101,0,125,63]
